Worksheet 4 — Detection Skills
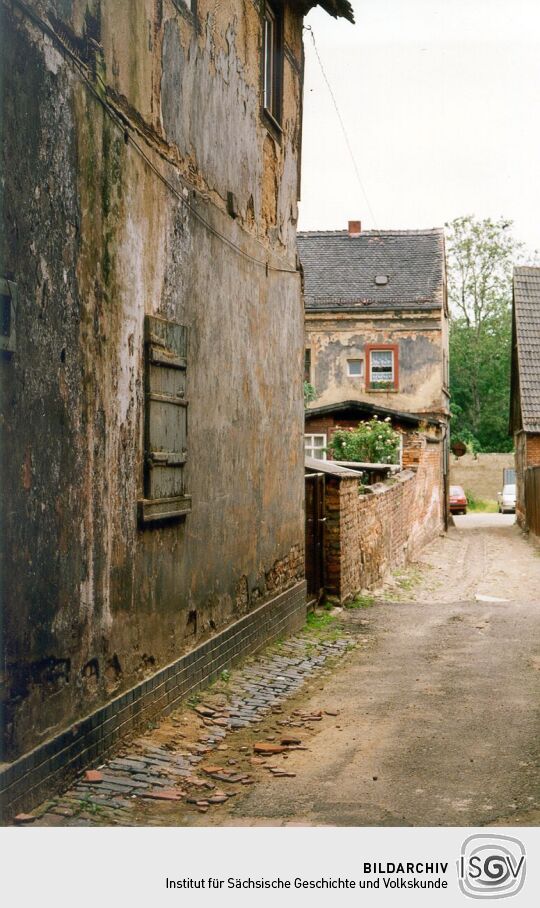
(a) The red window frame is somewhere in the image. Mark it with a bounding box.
[365,343,399,390]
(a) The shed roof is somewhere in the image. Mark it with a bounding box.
[305,399,442,428]
[513,266,540,432]
[305,456,361,477]
[298,228,445,311]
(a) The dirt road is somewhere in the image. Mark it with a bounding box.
[32,514,540,827]
[202,514,540,826]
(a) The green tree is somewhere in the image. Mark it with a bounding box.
[446,215,523,453]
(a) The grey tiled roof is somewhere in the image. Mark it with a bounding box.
[298,228,445,310]
[514,266,540,432]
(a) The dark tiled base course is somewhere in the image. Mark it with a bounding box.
[0,581,306,822]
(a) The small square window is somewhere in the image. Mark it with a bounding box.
[305,434,327,461]
[347,358,364,378]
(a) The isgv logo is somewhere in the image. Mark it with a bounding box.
[458,835,526,900]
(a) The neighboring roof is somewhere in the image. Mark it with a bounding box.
[305,456,361,477]
[298,228,445,310]
[305,399,442,428]
[294,1,355,23]
[512,266,540,432]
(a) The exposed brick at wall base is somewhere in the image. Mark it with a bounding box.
[515,432,540,530]
[0,582,306,822]
[324,436,443,602]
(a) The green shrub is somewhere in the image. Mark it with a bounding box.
[327,417,400,464]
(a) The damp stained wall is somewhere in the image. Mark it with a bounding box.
[305,309,450,418]
[0,0,306,760]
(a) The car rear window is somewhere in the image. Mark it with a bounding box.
[450,486,464,495]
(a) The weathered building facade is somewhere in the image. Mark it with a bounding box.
[300,224,449,423]
[299,223,450,551]
[0,0,353,815]
[510,266,540,533]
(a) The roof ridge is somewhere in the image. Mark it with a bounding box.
[514,265,540,275]
[298,227,444,237]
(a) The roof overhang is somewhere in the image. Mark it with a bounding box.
[292,1,355,22]
[305,399,443,428]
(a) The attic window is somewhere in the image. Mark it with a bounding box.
[375,275,389,286]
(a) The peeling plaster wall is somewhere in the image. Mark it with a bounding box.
[306,310,448,416]
[0,0,305,760]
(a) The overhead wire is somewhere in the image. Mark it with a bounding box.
[304,24,381,233]
[303,24,409,283]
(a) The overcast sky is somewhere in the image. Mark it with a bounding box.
[299,0,540,251]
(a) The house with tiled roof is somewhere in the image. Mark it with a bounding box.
[510,266,540,531]
[299,221,450,530]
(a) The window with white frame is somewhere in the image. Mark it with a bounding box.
[370,349,394,384]
[305,434,327,460]
[347,358,364,378]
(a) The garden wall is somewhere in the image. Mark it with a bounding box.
[324,436,443,602]
[450,452,514,502]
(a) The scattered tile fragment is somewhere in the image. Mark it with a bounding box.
[83,770,103,783]
[254,743,287,755]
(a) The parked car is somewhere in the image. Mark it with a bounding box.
[497,483,516,514]
[449,485,468,515]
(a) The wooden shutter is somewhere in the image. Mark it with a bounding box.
[139,315,191,524]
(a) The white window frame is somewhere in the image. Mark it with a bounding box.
[305,433,327,461]
[347,358,364,378]
[369,349,395,384]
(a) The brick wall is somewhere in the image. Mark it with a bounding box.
[526,433,540,466]
[515,432,540,531]
[324,435,443,602]
[450,452,515,501]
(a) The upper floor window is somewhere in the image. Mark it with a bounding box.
[347,358,364,378]
[304,348,312,383]
[263,2,283,127]
[366,345,399,390]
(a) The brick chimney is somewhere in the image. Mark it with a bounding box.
[348,220,361,237]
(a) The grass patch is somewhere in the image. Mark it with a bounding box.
[306,611,336,631]
[394,566,422,591]
[304,610,343,644]
[344,594,375,609]
[465,491,498,513]
[384,564,424,601]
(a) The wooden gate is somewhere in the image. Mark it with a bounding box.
[525,466,540,535]
[305,472,325,600]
